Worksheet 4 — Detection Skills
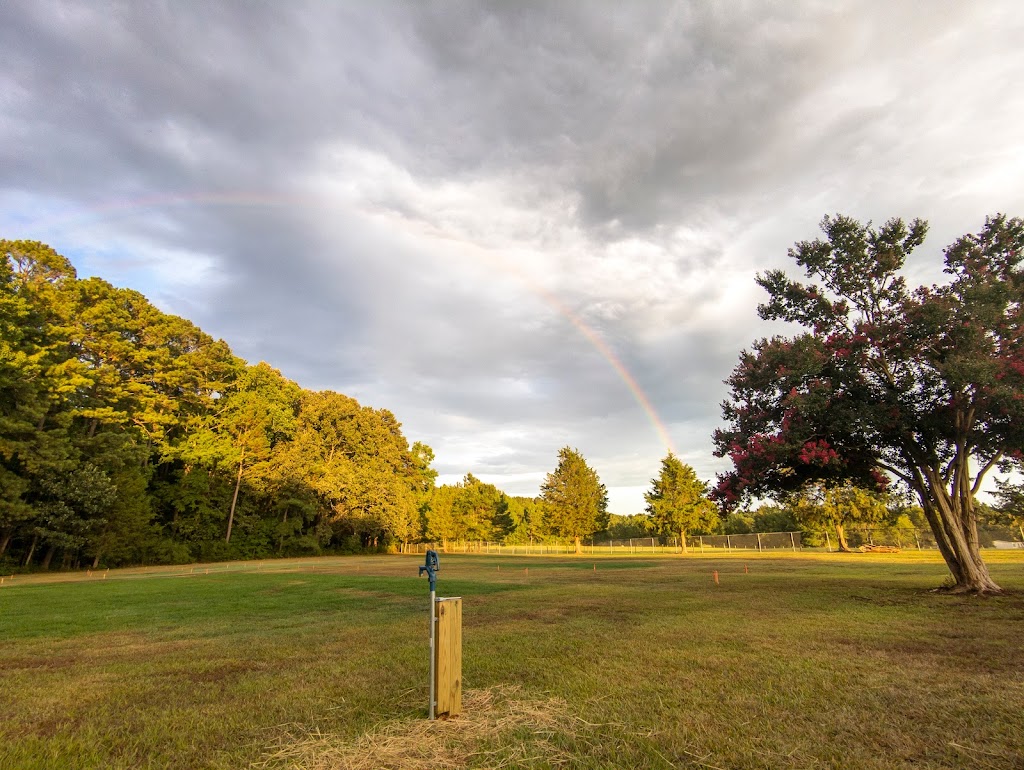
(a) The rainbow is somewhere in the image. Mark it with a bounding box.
[25,191,677,455]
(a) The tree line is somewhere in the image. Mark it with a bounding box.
[423,449,723,553]
[0,241,723,569]
[5,211,1024,595]
[0,240,437,569]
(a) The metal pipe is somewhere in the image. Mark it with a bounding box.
[419,549,440,721]
[429,588,436,720]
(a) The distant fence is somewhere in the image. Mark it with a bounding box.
[834,527,934,551]
[402,534,802,556]
[686,532,802,551]
[402,526,1023,556]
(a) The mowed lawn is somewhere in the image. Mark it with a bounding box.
[1,552,1023,769]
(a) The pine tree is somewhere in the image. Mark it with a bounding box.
[644,453,717,553]
[541,447,608,553]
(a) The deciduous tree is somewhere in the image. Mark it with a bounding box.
[991,480,1024,539]
[790,483,888,552]
[714,214,1024,592]
[180,362,299,543]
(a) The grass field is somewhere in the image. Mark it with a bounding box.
[2,551,1023,769]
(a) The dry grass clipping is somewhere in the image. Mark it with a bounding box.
[254,685,601,770]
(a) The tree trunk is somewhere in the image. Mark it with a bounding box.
[278,509,288,554]
[23,534,38,566]
[0,528,12,556]
[226,450,245,543]
[41,545,56,570]
[574,535,582,554]
[92,553,100,569]
[917,473,1001,593]
[679,529,688,554]
[835,523,851,552]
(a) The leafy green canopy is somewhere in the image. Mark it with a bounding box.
[790,482,889,551]
[423,474,514,545]
[0,240,437,567]
[714,214,1024,592]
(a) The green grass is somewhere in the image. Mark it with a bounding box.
[2,552,1023,769]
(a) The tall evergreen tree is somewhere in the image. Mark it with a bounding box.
[541,447,608,554]
[644,453,717,552]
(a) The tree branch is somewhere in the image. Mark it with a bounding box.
[971,451,1003,497]
[875,461,914,486]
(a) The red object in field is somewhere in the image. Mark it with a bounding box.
[713,570,719,585]
[744,563,749,574]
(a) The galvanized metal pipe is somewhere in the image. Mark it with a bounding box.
[429,588,436,720]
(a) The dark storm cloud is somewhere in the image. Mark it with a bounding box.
[2,0,1023,510]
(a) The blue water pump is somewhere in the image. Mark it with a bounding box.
[419,549,439,592]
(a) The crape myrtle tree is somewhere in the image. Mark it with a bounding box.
[541,446,608,554]
[644,452,717,553]
[713,214,1024,593]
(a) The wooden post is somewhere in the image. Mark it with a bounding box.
[790,532,797,552]
[756,533,762,552]
[434,597,462,717]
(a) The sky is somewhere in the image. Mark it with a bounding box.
[2,1,1023,513]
